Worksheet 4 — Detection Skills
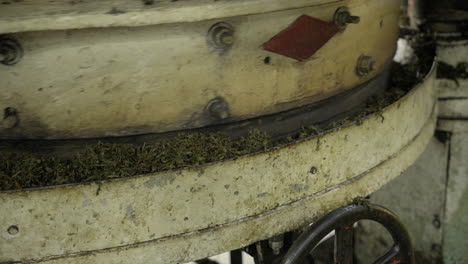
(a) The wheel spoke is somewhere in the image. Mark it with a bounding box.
[372,245,401,264]
[230,249,243,264]
[334,226,354,264]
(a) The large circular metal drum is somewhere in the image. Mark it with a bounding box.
[0,0,436,263]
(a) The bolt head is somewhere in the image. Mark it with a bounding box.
[207,98,230,120]
[334,7,360,29]
[356,55,376,77]
[0,37,23,65]
[208,22,235,51]
[7,225,19,236]
[310,166,318,175]
[2,107,18,129]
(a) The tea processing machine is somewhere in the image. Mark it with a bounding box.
[0,0,450,263]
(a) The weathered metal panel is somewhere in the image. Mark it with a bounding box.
[0,0,340,34]
[443,132,468,264]
[0,0,401,139]
[439,99,468,119]
[0,67,437,263]
[355,137,448,263]
[436,39,468,120]
[436,39,468,99]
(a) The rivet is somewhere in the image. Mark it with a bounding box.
[7,225,19,236]
[432,215,441,229]
[0,37,23,66]
[310,166,318,175]
[356,55,375,77]
[1,107,19,129]
[207,22,235,51]
[334,7,360,29]
[206,97,230,120]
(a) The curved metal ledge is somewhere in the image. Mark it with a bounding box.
[0,0,401,140]
[0,65,437,263]
[0,0,340,34]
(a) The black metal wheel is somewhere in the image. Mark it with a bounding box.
[281,204,415,264]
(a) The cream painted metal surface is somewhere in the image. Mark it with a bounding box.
[0,67,437,263]
[0,0,340,34]
[0,0,401,139]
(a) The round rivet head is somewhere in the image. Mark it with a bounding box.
[356,55,376,77]
[310,166,318,175]
[0,37,23,66]
[206,97,230,120]
[1,107,19,129]
[7,225,19,236]
[334,7,360,29]
[207,22,235,51]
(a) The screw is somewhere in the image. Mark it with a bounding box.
[1,107,18,129]
[356,55,375,77]
[334,7,360,29]
[432,215,441,229]
[268,234,284,255]
[7,225,19,236]
[431,244,442,253]
[207,97,230,119]
[207,22,235,51]
[310,166,318,175]
[0,37,23,65]
[456,62,468,78]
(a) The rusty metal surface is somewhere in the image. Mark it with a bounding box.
[0,66,437,263]
[263,15,339,61]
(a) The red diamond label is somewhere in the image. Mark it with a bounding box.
[263,15,339,61]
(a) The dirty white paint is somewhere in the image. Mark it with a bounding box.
[0,0,401,139]
[0,0,341,34]
[0,66,436,263]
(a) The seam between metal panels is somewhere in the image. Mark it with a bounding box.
[4,102,437,264]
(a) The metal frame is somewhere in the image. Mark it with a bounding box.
[0,64,436,263]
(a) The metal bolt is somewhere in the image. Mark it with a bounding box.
[1,107,19,129]
[7,225,19,236]
[334,7,360,29]
[432,215,441,229]
[310,166,318,175]
[268,234,284,255]
[356,55,375,77]
[207,22,235,51]
[0,37,23,66]
[207,97,230,119]
[456,62,468,78]
[431,244,442,253]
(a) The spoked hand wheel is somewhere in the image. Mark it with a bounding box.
[281,203,415,264]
